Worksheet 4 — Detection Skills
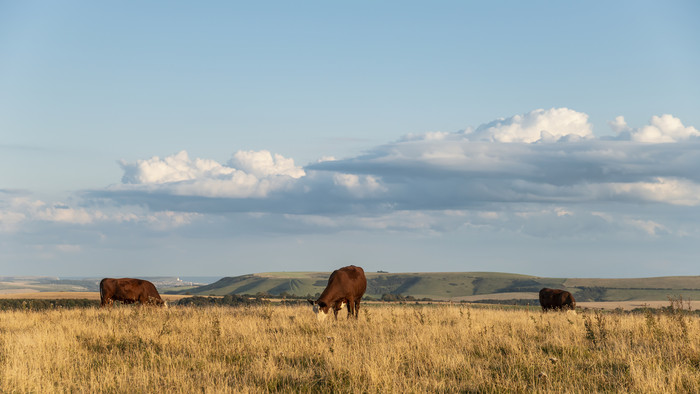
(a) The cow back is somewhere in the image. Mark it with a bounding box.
[100,278,164,306]
[539,288,575,310]
[321,265,366,301]
[315,265,365,307]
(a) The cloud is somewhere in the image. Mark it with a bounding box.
[115,150,305,198]
[464,107,593,143]
[311,138,700,208]
[6,107,699,242]
[611,114,700,143]
[229,150,305,179]
[627,219,668,236]
[0,195,198,233]
[604,177,700,206]
[120,151,229,184]
[87,109,700,220]
[333,173,386,198]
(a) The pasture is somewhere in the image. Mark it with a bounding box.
[1,303,698,392]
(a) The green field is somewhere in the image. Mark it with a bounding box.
[170,271,700,302]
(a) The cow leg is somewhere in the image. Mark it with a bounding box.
[354,298,361,319]
[346,300,356,319]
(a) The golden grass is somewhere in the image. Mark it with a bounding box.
[1,304,698,393]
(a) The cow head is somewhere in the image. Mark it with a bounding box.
[308,299,330,321]
[307,299,346,321]
[147,296,166,307]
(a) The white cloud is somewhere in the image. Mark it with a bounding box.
[400,131,450,142]
[0,195,200,233]
[612,114,700,143]
[34,203,103,224]
[608,116,630,134]
[116,149,305,198]
[605,177,700,206]
[465,107,593,143]
[332,173,386,198]
[229,150,306,179]
[120,150,235,184]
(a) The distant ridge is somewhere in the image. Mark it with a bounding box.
[169,272,700,302]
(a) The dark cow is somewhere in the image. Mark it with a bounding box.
[307,265,367,321]
[100,278,165,307]
[539,288,576,311]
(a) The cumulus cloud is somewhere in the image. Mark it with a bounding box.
[229,150,305,179]
[120,151,233,184]
[465,107,593,143]
[115,150,305,198]
[608,116,630,134]
[611,114,700,142]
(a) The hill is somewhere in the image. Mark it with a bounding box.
[169,271,700,302]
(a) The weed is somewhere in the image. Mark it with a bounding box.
[583,311,608,347]
[211,315,221,338]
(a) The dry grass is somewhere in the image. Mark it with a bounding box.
[1,304,699,393]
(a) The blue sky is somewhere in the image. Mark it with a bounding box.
[1,1,699,278]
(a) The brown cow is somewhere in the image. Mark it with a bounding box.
[100,278,165,307]
[539,288,576,311]
[307,265,366,321]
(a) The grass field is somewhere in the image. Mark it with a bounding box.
[1,303,698,392]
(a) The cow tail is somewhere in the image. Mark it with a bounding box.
[99,279,105,304]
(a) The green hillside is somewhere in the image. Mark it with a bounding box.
[177,273,330,297]
[171,272,700,302]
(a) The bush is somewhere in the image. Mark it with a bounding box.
[0,299,99,310]
[380,293,432,302]
[177,294,269,307]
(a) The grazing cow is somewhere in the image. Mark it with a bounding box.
[539,288,576,311]
[99,278,165,307]
[307,265,366,321]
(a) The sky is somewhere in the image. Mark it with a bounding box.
[1,1,699,278]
